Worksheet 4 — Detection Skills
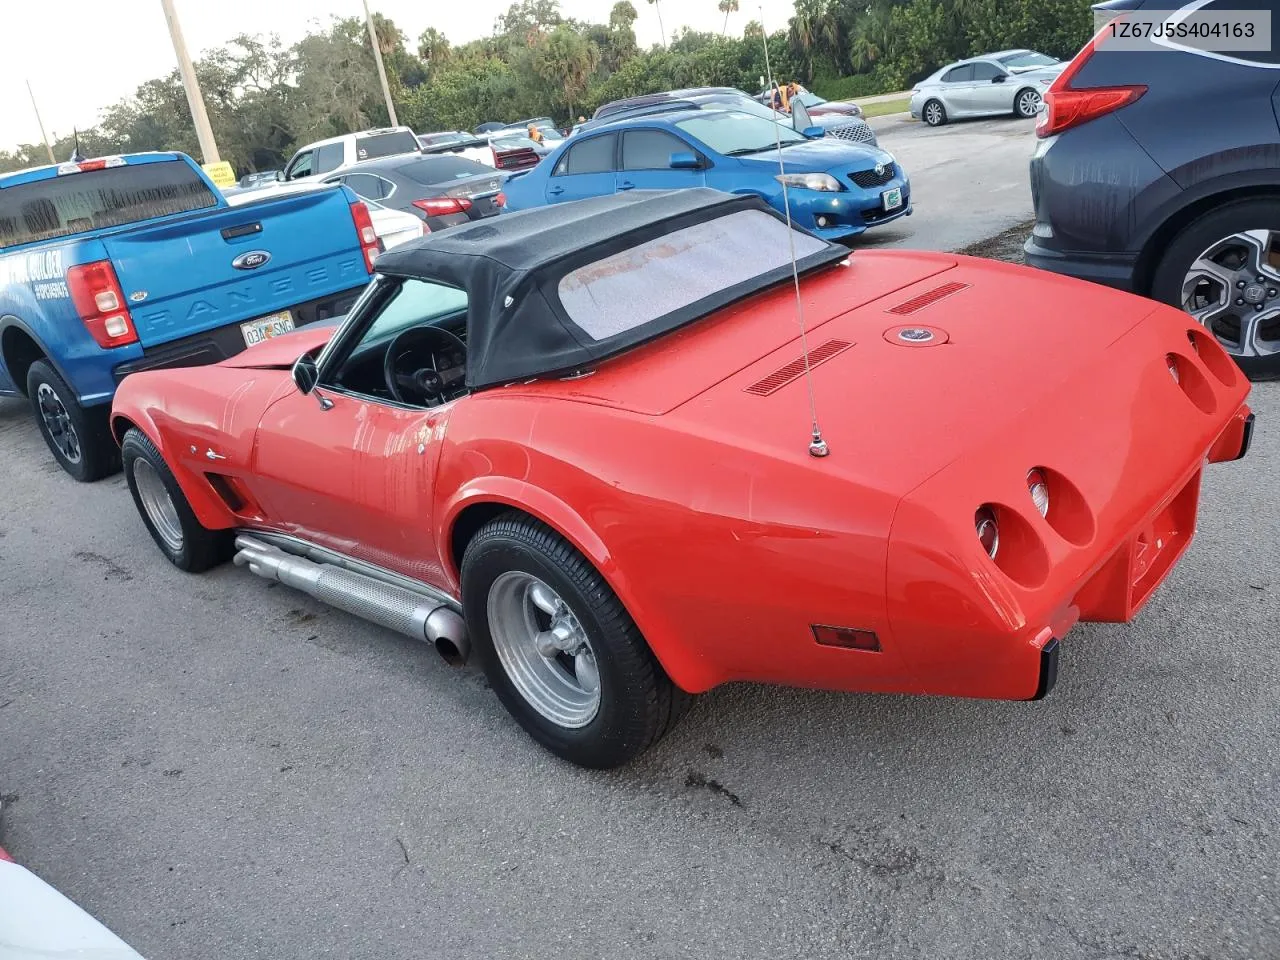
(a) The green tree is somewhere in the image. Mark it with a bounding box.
[647,0,667,48]
[533,24,602,117]
[718,0,740,36]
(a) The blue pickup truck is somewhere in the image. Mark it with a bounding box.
[0,151,379,480]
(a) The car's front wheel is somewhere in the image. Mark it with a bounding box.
[121,428,233,572]
[1014,87,1041,119]
[1152,200,1280,380]
[923,99,947,126]
[461,512,691,768]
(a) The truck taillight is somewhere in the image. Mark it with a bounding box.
[1037,19,1146,138]
[65,261,138,349]
[349,201,380,273]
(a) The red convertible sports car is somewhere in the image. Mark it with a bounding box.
[111,189,1253,768]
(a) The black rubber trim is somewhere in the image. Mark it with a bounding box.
[1232,412,1255,462]
[1027,638,1059,701]
[221,222,263,240]
[111,286,362,382]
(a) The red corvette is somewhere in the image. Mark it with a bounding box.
[111,190,1253,767]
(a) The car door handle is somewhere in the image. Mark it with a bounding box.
[548,185,564,196]
[618,180,635,191]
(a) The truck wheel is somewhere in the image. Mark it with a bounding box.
[1151,200,1280,380]
[121,428,232,573]
[26,360,119,482]
[461,512,692,768]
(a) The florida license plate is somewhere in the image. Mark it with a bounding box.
[241,311,295,347]
[882,187,903,211]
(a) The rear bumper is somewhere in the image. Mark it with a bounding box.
[112,286,363,383]
[1022,235,1139,293]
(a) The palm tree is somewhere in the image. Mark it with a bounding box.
[718,0,740,36]
[647,0,666,48]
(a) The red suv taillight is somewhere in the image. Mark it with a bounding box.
[349,200,380,273]
[412,197,473,217]
[1036,19,1147,138]
[65,260,138,349]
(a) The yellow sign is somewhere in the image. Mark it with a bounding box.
[202,161,236,188]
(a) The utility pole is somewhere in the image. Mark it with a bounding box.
[158,0,220,163]
[362,0,399,127]
[26,80,55,165]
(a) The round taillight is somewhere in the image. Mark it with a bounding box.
[975,506,999,559]
[1027,468,1049,518]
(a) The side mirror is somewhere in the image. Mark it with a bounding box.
[292,353,319,394]
[791,99,814,134]
[669,151,701,169]
[801,126,825,139]
[992,74,1006,83]
[275,170,285,181]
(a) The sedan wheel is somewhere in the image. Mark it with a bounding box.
[1016,88,1041,118]
[461,512,692,767]
[1181,230,1280,359]
[923,100,946,127]
[487,571,601,729]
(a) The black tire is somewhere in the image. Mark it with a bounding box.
[1014,87,1041,119]
[461,512,692,768]
[1150,199,1280,381]
[923,99,947,127]
[26,360,119,482]
[121,428,232,572]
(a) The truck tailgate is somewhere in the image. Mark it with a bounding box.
[103,186,368,348]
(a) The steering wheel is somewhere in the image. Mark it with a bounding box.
[383,325,468,407]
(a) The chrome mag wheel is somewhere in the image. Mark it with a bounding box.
[486,571,601,729]
[924,101,944,125]
[1017,89,1041,117]
[1182,229,1280,358]
[132,458,184,553]
[35,383,81,465]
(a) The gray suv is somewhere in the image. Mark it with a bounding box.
[1024,0,1280,378]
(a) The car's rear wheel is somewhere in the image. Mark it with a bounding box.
[121,428,232,572]
[923,100,947,127]
[1014,87,1041,118]
[1152,200,1280,380]
[26,360,118,482]
[461,512,691,768]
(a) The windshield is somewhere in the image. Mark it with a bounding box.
[353,131,420,161]
[998,51,1057,68]
[0,160,219,249]
[676,111,806,156]
[397,156,494,184]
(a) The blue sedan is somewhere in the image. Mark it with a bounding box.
[502,107,911,243]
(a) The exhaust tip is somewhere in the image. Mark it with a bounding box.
[434,637,467,667]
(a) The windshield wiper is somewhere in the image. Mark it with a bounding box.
[725,143,801,156]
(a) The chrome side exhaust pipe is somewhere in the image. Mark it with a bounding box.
[234,535,469,665]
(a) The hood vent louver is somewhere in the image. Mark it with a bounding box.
[887,281,970,315]
[744,339,853,396]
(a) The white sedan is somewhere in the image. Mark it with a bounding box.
[909,49,1064,126]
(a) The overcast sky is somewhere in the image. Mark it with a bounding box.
[0,0,799,152]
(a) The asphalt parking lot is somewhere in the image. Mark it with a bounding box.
[2,116,1277,960]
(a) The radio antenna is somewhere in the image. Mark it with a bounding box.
[759,7,829,458]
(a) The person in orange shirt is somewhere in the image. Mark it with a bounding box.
[527,124,544,144]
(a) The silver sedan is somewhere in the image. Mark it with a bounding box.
[909,49,1065,127]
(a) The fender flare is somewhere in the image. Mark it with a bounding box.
[0,314,76,392]
[1132,168,1280,288]
[441,478,719,693]
[108,405,239,531]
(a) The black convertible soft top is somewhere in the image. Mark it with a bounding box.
[373,188,848,389]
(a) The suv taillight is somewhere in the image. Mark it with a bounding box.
[1037,19,1146,138]
[65,260,138,348]
[349,200,380,273]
